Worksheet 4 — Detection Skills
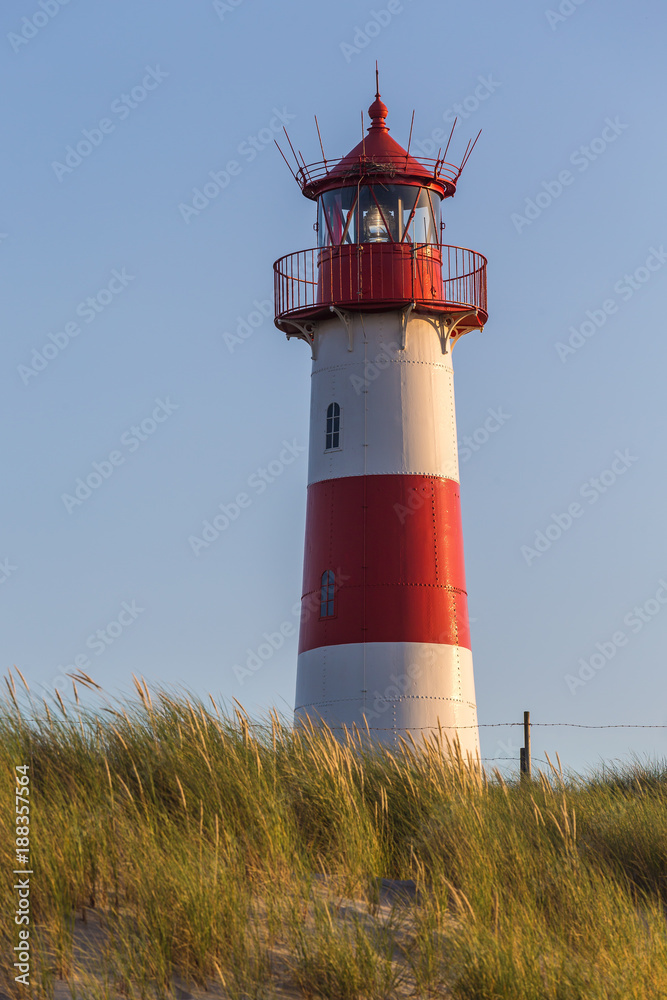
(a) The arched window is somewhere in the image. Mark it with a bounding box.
[320,570,336,618]
[326,402,341,451]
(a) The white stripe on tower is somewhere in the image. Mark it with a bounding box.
[307,313,460,485]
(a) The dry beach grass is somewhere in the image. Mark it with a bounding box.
[1,671,667,998]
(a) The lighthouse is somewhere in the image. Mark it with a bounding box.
[273,86,488,756]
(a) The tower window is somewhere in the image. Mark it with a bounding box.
[320,570,336,618]
[325,402,341,451]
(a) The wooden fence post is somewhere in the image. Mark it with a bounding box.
[520,710,531,780]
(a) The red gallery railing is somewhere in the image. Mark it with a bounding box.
[274,243,487,330]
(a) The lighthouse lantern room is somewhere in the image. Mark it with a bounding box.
[273,83,488,757]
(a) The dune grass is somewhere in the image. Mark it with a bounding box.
[1,671,667,998]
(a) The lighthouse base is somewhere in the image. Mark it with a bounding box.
[295,641,479,758]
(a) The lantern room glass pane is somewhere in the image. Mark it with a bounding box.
[359,185,398,242]
[318,185,440,246]
[395,186,419,241]
[318,189,358,246]
[403,188,441,245]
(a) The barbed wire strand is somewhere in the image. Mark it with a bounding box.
[479,723,667,730]
[322,723,667,732]
[6,710,667,733]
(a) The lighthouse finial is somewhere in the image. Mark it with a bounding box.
[368,64,388,130]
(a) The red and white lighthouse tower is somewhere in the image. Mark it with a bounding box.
[273,86,488,756]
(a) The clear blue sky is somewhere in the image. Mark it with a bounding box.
[2,0,666,774]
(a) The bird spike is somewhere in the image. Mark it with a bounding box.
[274,140,298,182]
[442,118,457,164]
[459,130,482,174]
[314,114,328,170]
[406,109,415,161]
[283,127,301,171]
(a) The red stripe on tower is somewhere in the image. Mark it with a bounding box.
[299,475,471,653]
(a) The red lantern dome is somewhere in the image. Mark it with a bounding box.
[297,91,459,202]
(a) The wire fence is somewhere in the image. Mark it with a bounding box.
[476,717,667,770]
[468,723,667,729]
